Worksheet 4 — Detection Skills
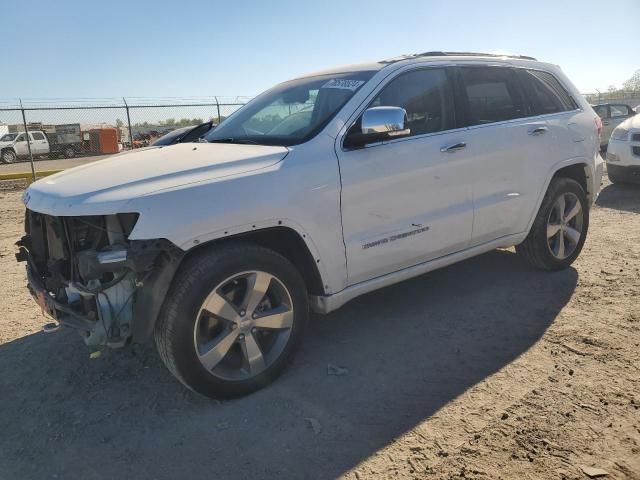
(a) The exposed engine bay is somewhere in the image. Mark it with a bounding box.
[16,210,183,349]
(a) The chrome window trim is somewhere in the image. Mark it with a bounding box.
[351,125,471,150]
[339,62,584,152]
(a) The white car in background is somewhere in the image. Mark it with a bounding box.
[592,103,636,148]
[605,114,640,183]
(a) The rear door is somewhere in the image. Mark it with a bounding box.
[454,65,552,244]
[13,133,29,157]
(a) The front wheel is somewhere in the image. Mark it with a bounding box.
[516,177,589,271]
[1,149,17,164]
[63,147,76,158]
[155,243,308,399]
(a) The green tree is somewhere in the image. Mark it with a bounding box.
[622,69,640,91]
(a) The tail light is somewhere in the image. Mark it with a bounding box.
[595,116,603,137]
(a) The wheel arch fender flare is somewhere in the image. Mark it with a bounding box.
[131,221,327,343]
[525,157,593,234]
[178,219,327,286]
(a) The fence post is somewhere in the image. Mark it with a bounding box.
[19,99,36,182]
[123,97,134,150]
[215,96,221,124]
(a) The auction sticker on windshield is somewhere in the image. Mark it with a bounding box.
[322,79,365,90]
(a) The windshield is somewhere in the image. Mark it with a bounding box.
[205,71,375,146]
[152,126,192,146]
[0,133,17,142]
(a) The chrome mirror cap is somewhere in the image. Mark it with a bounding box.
[361,106,410,137]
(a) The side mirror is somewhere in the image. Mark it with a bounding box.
[346,106,410,147]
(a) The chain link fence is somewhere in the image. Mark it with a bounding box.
[0,97,250,181]
[2,90,639,185]
[582,90,640,107]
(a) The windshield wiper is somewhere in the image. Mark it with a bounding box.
[207,137,257,145]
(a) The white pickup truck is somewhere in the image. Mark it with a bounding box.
[17,52,603,399]
[0,124,82,163]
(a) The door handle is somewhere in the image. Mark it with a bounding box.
[529,126,548,136]
[440,142,466,153]
[602,121,610,125]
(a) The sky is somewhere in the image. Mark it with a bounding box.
[3,0,638,102]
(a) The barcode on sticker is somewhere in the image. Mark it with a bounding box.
[321,79,365,90]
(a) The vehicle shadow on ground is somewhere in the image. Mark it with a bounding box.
[596,183,640,213]
[0,250,577,480]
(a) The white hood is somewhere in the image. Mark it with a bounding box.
[620,113,640,129]
[24,142,289,216]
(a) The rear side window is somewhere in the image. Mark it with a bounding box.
[183,123,212,142]
[458,67,526,125]
[32,132,45,140]
[370,68,455,137]
[520,69,577,114]
[610,104,632,118]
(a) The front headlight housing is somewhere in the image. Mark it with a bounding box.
[611,127,629,141]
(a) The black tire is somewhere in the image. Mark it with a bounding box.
[516,177,589,271]
[155,243,309,399]
[63,147,75,158]
[607,164,627,185]
[1,149,17,164]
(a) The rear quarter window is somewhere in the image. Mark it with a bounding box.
[520,69,578,115]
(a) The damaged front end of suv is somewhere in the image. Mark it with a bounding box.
[16,210,183,349]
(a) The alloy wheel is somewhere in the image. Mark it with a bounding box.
[193,270,294,380]
[2,150,16,163]
[546,192,584,260]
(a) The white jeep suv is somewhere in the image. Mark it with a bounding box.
[17,52,604,398]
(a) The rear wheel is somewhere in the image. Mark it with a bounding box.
[63,147,76,158]
[516,177,589,271]
[155,243,308,399]
[1,149,17,164]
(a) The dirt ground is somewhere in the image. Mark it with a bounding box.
[0,177,638,480]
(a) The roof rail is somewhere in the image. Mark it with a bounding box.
[415,51,538,61]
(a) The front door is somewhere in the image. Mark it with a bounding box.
[13,133,29,157]
[337,67,474,285]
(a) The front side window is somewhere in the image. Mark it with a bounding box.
[520,69,577,115]
[610,104,631,118]
[205,71,375,146]
[459,67,526,125]
[369,68,455,137]
[15,134,26,142]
